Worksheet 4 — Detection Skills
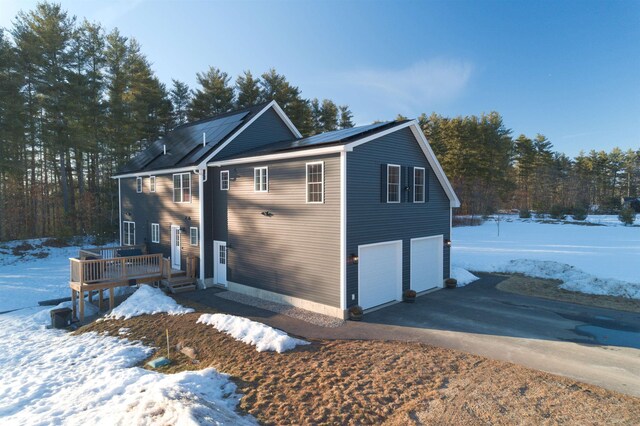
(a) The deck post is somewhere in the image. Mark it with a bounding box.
[109,287,115,310]
[98,289,103,311]
[71,289,77,320]
[79,288,85,322]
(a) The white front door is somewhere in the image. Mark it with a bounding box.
[410,235,443,292]
[171,225,181,270]
[214,240,227,286]
[358,240,403,309]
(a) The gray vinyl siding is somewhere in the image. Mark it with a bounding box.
[223,154,341,307]
[202,166,228,279]
[346,127,451,308]
[217,108,297,159]
[120,173,200,271]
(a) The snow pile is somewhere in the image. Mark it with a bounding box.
[494,259,640,299]
[453,218,640,299]
[0,306,256,425]
[451,267,479,287]
[198,313,309,353]
[105,284,194,320]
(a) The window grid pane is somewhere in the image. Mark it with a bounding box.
[221,171,229,190]
[414,168,425,202]
[388,166,400,202]
[307,163,323,203]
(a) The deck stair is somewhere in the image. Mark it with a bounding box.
[160,256,197,294]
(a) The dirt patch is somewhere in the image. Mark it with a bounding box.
[12,242,35,256]
[80,311,640,425]
[42,238,69,248]
[497,274,640,313]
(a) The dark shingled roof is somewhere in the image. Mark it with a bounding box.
[214,120,410,162]
[116,102,270,175]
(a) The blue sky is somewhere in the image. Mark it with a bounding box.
[1,0,639,157]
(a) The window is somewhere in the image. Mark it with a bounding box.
[387,164,401,203]
[414,167,425,203]
[173,172,191,202]
[219,245,226,265]
[189,227,198,246]
[306,162,324,203]
[151,223,160,243]
[254,167,268,192]
[136,177,143,193]
[220,170,229,190]
[149,176,156,193]
[123,221,135,246]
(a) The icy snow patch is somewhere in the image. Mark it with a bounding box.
[198,313,309,353]
[493,259,640,300]
[104,285,194,320]
[0,306,255,425]
[451,267,479,287]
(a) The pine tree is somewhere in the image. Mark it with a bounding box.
[338,105,354,129]
[235,70,262,108]
[189,66,234,121]
[170,79,190,126]
[319,99,338,132]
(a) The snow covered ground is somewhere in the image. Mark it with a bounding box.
[0,240,85,312]
[0,295,256,425]
[453,215,640,299]
[104,284,194,320]
[198,313,309,353]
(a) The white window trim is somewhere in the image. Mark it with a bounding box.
[149,176,156,193]
[387,164,401,204]
[254,167,268,192]
[173,172,192,203]
[413,167,426,203]
[151,223,160,243]
[220,170,229,191]
[123,221,135,246]
[306,161,324,204]
[136,177,142,193]
[189,226,199,246]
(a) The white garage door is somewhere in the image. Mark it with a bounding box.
[410,235,443,292]
[358,241,402,309]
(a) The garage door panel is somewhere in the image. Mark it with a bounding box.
[410,236,443,292]
[359,241,402,309]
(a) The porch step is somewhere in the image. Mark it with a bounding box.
[160,277,196,294]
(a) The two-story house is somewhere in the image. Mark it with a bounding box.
[114,101,460,318]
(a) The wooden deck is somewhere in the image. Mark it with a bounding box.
[69,245,191,321]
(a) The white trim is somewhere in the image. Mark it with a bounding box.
[171,225,181,270]
[413,167,426,203]
[136,177,143,193]
[305,161,324,204]
[339,151,347,310]
[228,281,346,319]
[220,170,230,190]
[343,120,460,208]
[449,208,453,279]
[118,178,122,246]
[151,223,160,243]
[149,176,156,192]
[357,240,403,309]
[172,172,192,203]
[197,100,301,169]
[123,221,136,246]
[386,164,401,203]
[208,145,346,167]
[112,166,196,179]
[189,226,199,246]
[199,171,205,280]
[253,167,268,192]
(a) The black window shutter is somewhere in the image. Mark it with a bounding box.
[380,164,388,203]
[425,168,430,202]
[407,166,414,203]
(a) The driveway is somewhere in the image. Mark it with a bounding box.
[177,273,640,397]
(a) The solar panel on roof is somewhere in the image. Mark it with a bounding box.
[292,122,390,147]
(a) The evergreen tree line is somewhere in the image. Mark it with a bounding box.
[417,113,640,216]
[0,3,354,241]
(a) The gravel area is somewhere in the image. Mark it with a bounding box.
[214,291,345,328]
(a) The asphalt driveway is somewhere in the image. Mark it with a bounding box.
[178,273,640,397]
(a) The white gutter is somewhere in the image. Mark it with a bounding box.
[208,145,348,168]
[112,166,197,179]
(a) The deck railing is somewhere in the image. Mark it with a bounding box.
[70,253,163,285]
[78,244,147,260]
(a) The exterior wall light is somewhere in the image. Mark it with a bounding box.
[349,254,359,264]
[261,211,273,217]
[444,238,452,248]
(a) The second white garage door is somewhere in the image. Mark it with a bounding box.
[410,235,443,292]
[358,241,402,310]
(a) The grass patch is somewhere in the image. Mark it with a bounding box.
[79,306,640,425]
[496,274,640,313]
